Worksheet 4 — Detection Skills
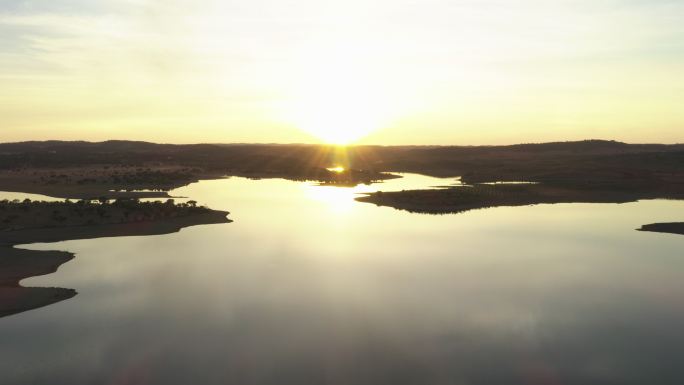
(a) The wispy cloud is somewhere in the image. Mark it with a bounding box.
[1,0,683,143]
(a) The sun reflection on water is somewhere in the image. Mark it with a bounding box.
[326,166,346,173]
[303,183,376,213]
[302,173,463,213]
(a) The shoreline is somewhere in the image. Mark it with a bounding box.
[355,183,684,217]
[0,207,232,319]
[638,222,684,236]
[2,138,684,317]
[0,247,77,318]
[0,209,232,246]
[0,166,397,201]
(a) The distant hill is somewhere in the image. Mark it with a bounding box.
[1,140,683,185]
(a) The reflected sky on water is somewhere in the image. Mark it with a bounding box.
[2,175,684,385]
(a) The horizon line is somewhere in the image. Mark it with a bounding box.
[1,138,683,148]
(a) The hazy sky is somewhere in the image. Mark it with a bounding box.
[1,0,683,144]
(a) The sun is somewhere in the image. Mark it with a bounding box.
[281,48,395,145]
[294,96,387,145]
[285,81,390,145]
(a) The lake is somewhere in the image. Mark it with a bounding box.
[1,175,684,385]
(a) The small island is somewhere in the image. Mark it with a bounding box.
[638,223,684,236]
[356,183,684,215]
[0,198,231,318]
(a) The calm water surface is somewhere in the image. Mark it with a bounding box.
[1,175,684,385]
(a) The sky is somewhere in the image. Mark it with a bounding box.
[1,0,683,145]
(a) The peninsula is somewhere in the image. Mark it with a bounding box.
[638,223,684,236]
[0,198,231,318]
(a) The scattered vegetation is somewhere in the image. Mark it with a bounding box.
[0,198,214,231]
[2,140,684,213]
[357,183,684,214]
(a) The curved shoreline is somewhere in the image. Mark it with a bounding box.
[0,209,232,319]
[356,183,684,215]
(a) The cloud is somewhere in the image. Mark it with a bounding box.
[0,0,683,143]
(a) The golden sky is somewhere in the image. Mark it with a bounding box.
[1,0,683,144]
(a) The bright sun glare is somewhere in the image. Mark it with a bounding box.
[327,166,346,173]
[286,84,390,145]
[282,46,397,145]
[296,105,384,145]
